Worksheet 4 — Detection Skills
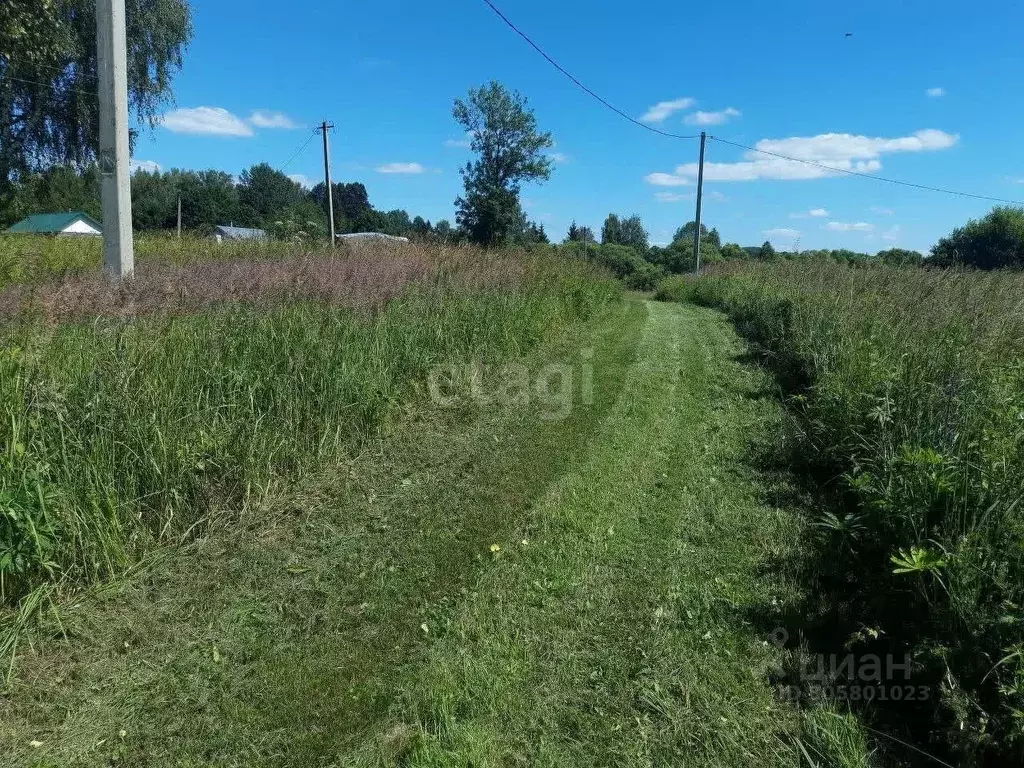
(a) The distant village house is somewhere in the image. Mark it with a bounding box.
[6,212,102,237]
[214,225,268,243]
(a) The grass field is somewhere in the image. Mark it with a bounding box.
[0,295,874,767]
[12,234,1020,766]
[667,260,1024,765]
[0,233,318,290]
[0,242,617,621]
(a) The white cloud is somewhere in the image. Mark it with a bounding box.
[249,110,300,130]
[927,87,945,98]
[130,159,162,174]
[547,152,570,164]
[764,227,800,239]
[161,107,254,137]
[444,132,473,149]
[645,172,693,187]
[882,225,901,242]
[288,174,316,189]
[655,191,695,202]
[825,221,874,232]
[640,97,696,123]
[376,162,426,174]
[790,207,829,218]
[684,107,741,126]
[646,129,959,184]
[870,205,895,215]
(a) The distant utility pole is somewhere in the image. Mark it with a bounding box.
[319,121,336,246]
[177,196,182,239]
[96,0,134,278]
[692,131,706,275]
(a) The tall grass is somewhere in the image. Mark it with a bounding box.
[0,243,618,608]
[683,260,1024,763]
[0,232,317,290]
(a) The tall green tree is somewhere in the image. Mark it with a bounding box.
[619,215,649,252]
[0,163,101,227]
[930,207,1024,269]
[130,168,177,230]
[453,81,553,246]
[673,221,708,244]
[566,221,595,244]
[311,181,373,233]
[758,240,777,261]
[172,170,240,234]
[237,163,304,226]
[601,213,622,245]
[0,0,192,189]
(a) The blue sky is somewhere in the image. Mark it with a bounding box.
[131,0,1024,253]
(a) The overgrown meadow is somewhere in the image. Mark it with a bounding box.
[0,238,618,619]
[665,261,1024,763]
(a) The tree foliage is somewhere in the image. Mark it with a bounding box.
[619,215,649,252]
[566,221,595,244]
[930,206,1024,269]
[877,247,924,267]
[0,162,455,242]
[453,81,553,246]
[0,0,193,188]
[602,212,648,252]
[601,214,621,245]
[238,164,305,226]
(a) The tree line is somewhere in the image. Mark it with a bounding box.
[0,162,457,242]
[2,0,1021,272]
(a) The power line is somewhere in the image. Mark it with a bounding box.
[479,0,699,141]
[280,129,318,172]
[2,74,98,98]
[478,0,1021,206]
[709,135,1024,206]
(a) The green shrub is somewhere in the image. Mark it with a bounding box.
[652,274,696,302]
[931,206,1024,269]
[623,261,664,291]
[685,260,1024,761]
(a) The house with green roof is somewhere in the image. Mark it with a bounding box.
[7,212,102,237]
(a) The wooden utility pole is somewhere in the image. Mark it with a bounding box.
[692,131,706,274]
[96,0,134,277]
[319,121,336,246]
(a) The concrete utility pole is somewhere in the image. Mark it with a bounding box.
[692,131,706,275]
[96,0,135,277]
[319,121,336,246]
[177,196,182,239]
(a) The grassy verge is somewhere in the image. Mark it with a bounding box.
[679,260,1024,764]
[0,295,642,765]
[0,247,617,615]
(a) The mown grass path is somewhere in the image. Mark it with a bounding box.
[361,300,819,767]
[2,300,864,767]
